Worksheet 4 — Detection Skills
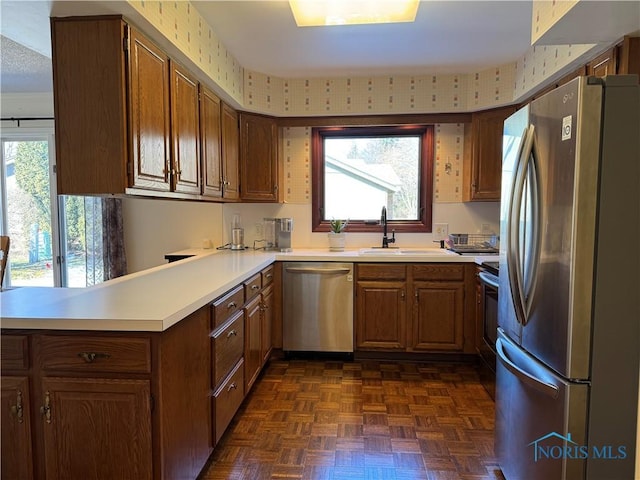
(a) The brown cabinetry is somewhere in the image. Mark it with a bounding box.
[221,103,241,200]
[170,61,201,194]
[239,113,280,201]
[412,264,465,351]
[587,47,617,77]
[355,263,474,354]
[1,306,212,480]
[1,333,34,480]
[463,106,516,201]
[51,15,233,202]
[355,264,407,350]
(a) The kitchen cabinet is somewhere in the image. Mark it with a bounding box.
[239,112,281,202]
[52,16,210,200]
[1,376,34,480]
[170,61,201,194]
[221,103,241,200]
[355,263,475,354]
[463,106,516,202]
[1,334,34,480]
[200,86,223,198]
[0,306,212,480]
[587,47,617,77]
[411,264,465,351]
[243,265,275,392]
[355,264,407,350]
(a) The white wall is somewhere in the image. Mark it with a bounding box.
[122,197,223,272]
[222,201,500,252]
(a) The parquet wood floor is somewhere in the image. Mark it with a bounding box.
[200,359,505,480]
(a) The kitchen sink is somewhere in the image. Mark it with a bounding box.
[358,248,457,256]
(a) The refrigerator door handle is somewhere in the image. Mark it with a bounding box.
[506,124,542,326]
[496,337,559,399]
[507,126,532,325]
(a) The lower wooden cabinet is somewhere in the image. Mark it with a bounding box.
[40,377,152,480]
[1,305,212,480]
[355,263,475,354]
[213,359,244,445]
[1,376,34,480]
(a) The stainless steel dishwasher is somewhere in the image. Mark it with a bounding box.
[283,262,354,353]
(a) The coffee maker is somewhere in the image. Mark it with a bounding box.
[263,217,293,252]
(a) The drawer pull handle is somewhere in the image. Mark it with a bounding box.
[227,301,237,310]
[251,285,260,290]
[227,330,237,338]
[10,390,24,423]
[40,391,52,423]
[265,273,273,279]
[227,382,237,392]
[78,352,111,363]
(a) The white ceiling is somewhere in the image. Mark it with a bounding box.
[0,0,535,94]
[1,1,638,95]
[192,1,533,78]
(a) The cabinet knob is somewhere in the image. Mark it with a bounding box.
[227,382,237,392]
[227,330,237,338]
[40,391,52,424]
[251,285,260,290]
[227,301,237,310]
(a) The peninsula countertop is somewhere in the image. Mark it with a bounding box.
[0,248,498,332]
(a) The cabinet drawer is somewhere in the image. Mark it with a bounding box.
[244,273,262,301]
[261,265,274,288]
[212,285,245,330]
[0,335,29,370]
[37,335,152,374]
[412,264,465,281]
[212,311,244,389]
[213,359,244,445]
[357,263,406,281]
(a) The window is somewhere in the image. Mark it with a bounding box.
[312,125,434,232]
[0,127,111,288]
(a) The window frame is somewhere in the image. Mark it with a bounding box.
[311,124,434,233]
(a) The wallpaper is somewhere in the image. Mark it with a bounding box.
[531,0,579,44]
[125,0,595,116]
[127,0,244,105]
[282,124,465,205]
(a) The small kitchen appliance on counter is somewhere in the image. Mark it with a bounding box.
[264,217,293,252]
[230,214,245,250]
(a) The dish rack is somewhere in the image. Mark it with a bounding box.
[446,233,498,253]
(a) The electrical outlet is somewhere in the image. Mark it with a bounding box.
[481,223,491,234]
[255,223,263,237]
[433,223,449,241]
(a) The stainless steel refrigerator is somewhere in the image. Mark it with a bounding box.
[496,75,639,480]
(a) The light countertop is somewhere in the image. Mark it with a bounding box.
[0,248,498,332]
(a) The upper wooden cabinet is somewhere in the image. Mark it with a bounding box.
[239,113,281,202]
[200,86,223,198]
[170,61,201,194]
[587,47,618,77]
[221,103,241,201]
[463,106,516,202]
[52,16,205,199]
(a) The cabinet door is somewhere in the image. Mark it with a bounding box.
[261,283,274,364]
[200,86,223,198]
[221,103,240,200]
[464,106,515,201]
[356,281,406,350]
[587,47,617,77]
[41,377,152,480]
[412,281,464,351]
[128,28,171,191]
[240,113,279,201]
[170,61,201,194]
[1,376,34,480]
[244,295,262,392]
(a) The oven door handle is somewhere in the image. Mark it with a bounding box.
[478,271,499,289]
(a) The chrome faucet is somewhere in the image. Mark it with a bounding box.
[381,206,395,248]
